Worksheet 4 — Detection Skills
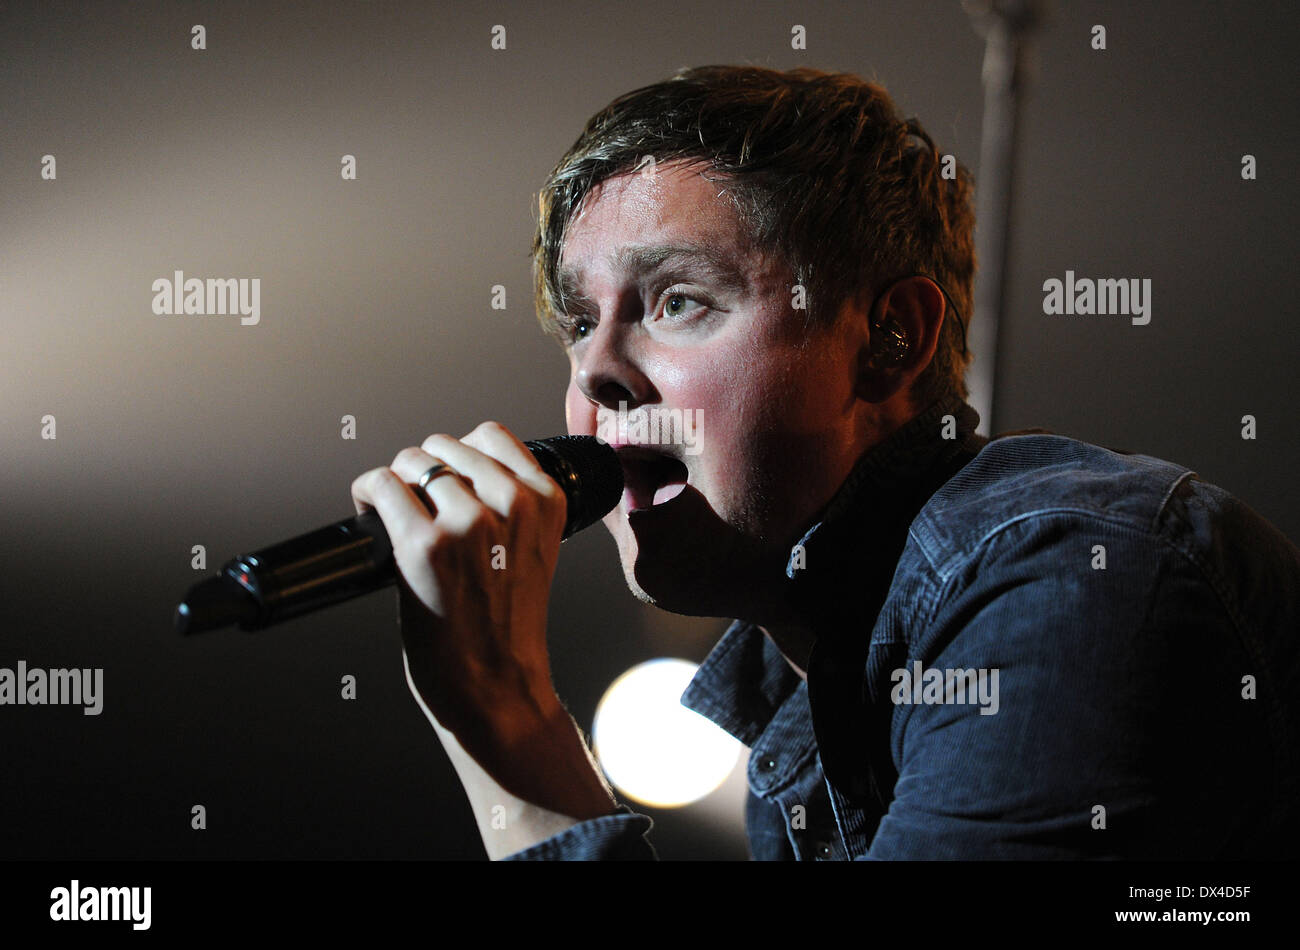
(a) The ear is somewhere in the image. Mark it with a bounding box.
[855,276,946,404]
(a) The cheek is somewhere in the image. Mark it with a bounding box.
[699,344,832,492]
[658,348,778,480]
[648,354,732,451]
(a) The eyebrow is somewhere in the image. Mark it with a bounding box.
[556,243,750,312]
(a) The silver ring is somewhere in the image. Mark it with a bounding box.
[417,462,456,492]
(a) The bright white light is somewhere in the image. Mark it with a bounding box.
[592,658,742,808]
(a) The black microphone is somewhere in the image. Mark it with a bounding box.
[174,435,622,635]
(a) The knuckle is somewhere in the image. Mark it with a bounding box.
[465,504,498,534]
[498,482,522,510]
[352,466,388,493]
[538,477,565,503]
[465,421,507,448]
[447,502,500,541]
[420,433,453,453]
[393,445,426,469]
[404,521,440,554]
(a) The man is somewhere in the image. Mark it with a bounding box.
[350,66,1300,859]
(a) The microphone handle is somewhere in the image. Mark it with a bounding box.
[189,438,594,633]
[219,509,395,631]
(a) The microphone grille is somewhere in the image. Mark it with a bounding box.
[526,436,624,539]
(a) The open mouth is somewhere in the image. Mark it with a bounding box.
[616,447,690,512]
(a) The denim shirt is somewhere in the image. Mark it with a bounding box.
[505,396,1300,859]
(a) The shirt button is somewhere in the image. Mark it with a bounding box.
[815,841,832,859]
[757,756,777,772]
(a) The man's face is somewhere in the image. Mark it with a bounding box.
[559,160,869,620]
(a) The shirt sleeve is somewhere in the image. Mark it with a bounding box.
[858,511,1271,859]
[501,805,658,860]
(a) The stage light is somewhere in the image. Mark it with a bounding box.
[592,658,742,808]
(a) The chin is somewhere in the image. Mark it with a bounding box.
[623,568,724,618]
[610,524,747,619]
[600,481,788,619]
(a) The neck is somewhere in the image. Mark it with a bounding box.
[740,394,984,681]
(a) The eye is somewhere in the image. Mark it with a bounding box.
[659,290,706,320]
[555,314,594,345]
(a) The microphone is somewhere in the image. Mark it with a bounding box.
[174,435,622,636]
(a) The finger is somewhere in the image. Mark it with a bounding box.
[419,426,556,520]
[349,465,436,545]
[389,445,489,533]
[462,421,562,500]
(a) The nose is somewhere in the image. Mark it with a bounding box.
[574,317,655,410]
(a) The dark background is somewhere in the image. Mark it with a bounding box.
[1,0,1295,859]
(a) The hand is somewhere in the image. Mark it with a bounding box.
[350,421,569,756]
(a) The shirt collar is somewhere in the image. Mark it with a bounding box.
[682,394,986,741]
